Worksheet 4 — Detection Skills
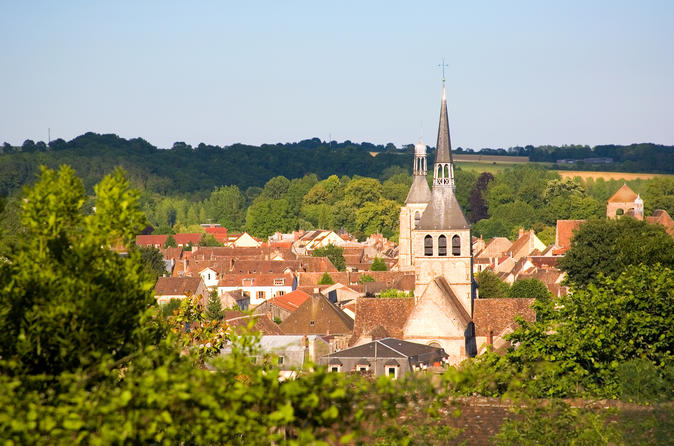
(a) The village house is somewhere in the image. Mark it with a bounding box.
[348,297,415,347]
[153,276,208,305]
[319,338,447,379]
[217,272,295,306]
[252,289,312,322]
[279,293,354,352]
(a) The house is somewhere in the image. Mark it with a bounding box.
[279,293,354,351]
[474,237,512,271]
[472,299,536,354]
[646,209,674,237]
[136,234,168,249]
[153,276,208,305]
[223,310,284,335]
[506,229,546,261]
[252,289,311,322]
[554,220,586,254]
[226,232,262,248]
[199,266,220,289]
[217,273,295,306]
[349,297,415,347]
[293,230,345,255]
[319,338,447,379]
[174,233,202,247]
[220,289,250,311]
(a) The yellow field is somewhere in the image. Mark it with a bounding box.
[556,170,670,181]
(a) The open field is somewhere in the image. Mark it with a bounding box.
[453,154,529,163]
[556,170,672,181]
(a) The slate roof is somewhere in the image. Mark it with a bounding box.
[405,174,432,204]
[279,293,354,335]
[434,84,453,164]
[417,187,470,230]
[608,184,638,203]
[472,298,535,337]
[349,297,415,346]
[325,337,448,361]
[154,277,203,296]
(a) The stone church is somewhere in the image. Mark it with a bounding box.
[398,80,477,363]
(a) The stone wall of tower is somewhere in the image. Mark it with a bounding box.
[412,228,472,313]
[398,203,428,271]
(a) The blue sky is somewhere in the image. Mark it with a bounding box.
[1,1,673,149]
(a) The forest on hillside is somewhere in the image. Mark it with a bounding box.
[1,133,673,199]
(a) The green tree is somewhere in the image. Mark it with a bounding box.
[370,257,387,271]
[318,272,334,285]
[199,233,220,246]
[359,274,375,284]
[507,264,674,397]
[204,185,245,230]
[0,166,154,378]
[354,199,400,239]
[163,233,177,248]
[558,217,674,287]
[312,244,346,272]
[205,290,224,320]
[245,198,296,238]
[476,270,510,299]
[508,278,551,300]
[260,176,290,200]
[343,177,383,208]
[136,245,167,281]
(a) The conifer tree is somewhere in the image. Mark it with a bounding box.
[205,290,224,320]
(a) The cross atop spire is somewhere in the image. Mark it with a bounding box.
[438,58,448,83]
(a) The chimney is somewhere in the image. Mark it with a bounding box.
[487,329,493,346]
[314,287,319,294]
[518,227,524,238]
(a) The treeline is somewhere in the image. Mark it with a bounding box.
[0,133,412,197]
[453,143,674,173]
[2,133,674,199]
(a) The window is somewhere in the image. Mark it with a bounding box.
[331,366,340,372]
[438,235,447,256]
[277,356,284,365]
[243,278,254,286]
[207,273,211,280]
[452,235,461,256]
[273,278,285,285]
[357,366,368,372]
[424,235,433,256]
[387,367,397,379]
[257,291,265,300]
[310,320,315,326]
[414,211,421,228]
[277,291,285,296]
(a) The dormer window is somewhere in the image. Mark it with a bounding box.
[243,278,254,286]
[273,278,285,286]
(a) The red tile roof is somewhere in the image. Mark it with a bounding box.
[154,277,203,296]
[224,311,284,335]
[555,219,586,251]
[136,234,168,246]
[348,297,415,346]
[472,298,535,337]
[175,233,202,245]
[280,294,354,335]
[268,290,311,312]
[607,184,638,203]
[217,273,294,288]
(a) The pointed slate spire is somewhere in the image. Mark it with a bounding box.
[435,81,453,164]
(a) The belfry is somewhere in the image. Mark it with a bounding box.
[400,76,476,362]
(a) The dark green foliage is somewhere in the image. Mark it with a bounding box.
[205,290,224,320]
[163,234,177,248]
[160,299,182,317]
[559,218,674,287]
[370,257,387,271]
[136,245,167,281]
[476,270,510,298]
[312,244,346,272]
[318,272,334,285]
[508,278,551,300]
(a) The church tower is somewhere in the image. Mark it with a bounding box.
[398,139,432,270]
[402,76,475,363]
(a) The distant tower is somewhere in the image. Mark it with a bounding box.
[607,183,642,220]
[634,194,644,220]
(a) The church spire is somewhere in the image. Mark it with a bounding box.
[433,77,455,190]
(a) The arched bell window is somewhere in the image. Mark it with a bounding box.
[424,235,433,256]
[452,235,461,256]
[414,211,421,228]
[438,235,447,256]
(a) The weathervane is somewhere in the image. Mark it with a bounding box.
[438,58,448,83]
